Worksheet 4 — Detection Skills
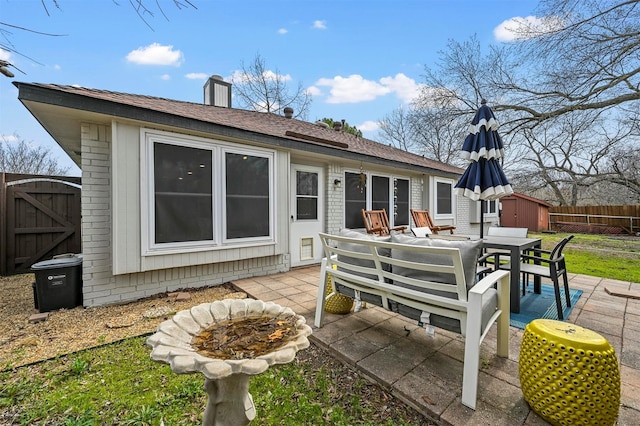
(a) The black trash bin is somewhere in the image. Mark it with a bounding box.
[31,256,83,312]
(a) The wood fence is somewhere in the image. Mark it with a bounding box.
[549,205,640,235]
[1,173,82,276]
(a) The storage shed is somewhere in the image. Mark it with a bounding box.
[500,193,551,232]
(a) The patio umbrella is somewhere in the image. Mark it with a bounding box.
[454,100,513,237]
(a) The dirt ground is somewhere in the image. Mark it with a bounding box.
[0,273,246,368]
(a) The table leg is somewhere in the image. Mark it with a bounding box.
[533,241,542,294]
[510,246,521,313]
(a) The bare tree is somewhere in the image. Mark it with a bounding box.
[493,0,640,129]
[231,53,312,120]
[0,134,70,175]
[377,103,469,167]
[377,106,416,152]
[404,0,640,204]
[607,146,640,202]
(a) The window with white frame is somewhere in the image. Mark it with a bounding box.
[485,199,498,216]
[435,178,453,217]
[344,171,409,228]
[142,130,274,253]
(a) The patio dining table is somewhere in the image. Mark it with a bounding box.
[480,235,542,313]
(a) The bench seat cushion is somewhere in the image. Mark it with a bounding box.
[390,233,482,291]
[336,228,391,281]
[388,233,495,333]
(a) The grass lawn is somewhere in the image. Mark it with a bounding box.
[1,336,430,425]
[530,232,640,283]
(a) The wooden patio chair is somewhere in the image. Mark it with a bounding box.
[361,209,406,236]
[410,209,456,234]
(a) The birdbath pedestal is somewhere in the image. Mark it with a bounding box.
[146,298,312,426]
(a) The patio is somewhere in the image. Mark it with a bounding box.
[231,265,640,425]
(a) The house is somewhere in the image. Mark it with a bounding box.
[14,78,494,307]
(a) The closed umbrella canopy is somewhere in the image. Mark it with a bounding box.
[454,100,513,237]
[460,103,505,162]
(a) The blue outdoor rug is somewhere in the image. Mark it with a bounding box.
[510,284,583,330]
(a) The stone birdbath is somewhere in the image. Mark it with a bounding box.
[146,298,312,425]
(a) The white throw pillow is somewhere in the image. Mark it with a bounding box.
[411,227,432,237]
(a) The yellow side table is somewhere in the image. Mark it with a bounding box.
[519,319,620,426]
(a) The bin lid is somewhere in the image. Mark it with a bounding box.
[31,256,83,270]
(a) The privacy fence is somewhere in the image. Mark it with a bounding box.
[549,205,640,235]
[0,173,82,276]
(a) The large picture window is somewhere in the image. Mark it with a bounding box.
[143,131,274,253]
[154,143,213,244]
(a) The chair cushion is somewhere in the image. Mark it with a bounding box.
[390,233,482,291]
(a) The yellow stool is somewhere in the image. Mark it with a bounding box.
[324,267,353,315]
[519,319,620,426]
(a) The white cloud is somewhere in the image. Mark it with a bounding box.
[494,15,565,42]
[379,73,423,103]
[313,73,422,104]
[160,74,171,80]
[0,133,19,143]
[53,64,61,71]
[0,49,10,61]
[314,75,389,103]
[126,43,184,66]
[185,72,209,80]
[278,28,288,35]
[306,86,323,97]
[357,120,380,132]
[312,20,327,30]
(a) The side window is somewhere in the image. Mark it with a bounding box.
[436,180,453,216]
[224,152,271,239]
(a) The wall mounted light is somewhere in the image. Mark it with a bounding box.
[333,179,342,188]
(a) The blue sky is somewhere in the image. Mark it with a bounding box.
[1,0,539,176]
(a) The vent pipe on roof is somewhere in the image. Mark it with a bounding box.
[333,120,342,131]
[284,107,293,118]
[204,75,232,108]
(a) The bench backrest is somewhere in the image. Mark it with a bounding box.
[319,232,470,307]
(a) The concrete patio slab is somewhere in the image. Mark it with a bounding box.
[231,265,640,425]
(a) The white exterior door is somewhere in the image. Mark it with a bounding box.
[290,164,324,267]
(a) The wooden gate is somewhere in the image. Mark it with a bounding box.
[1,173,81,275]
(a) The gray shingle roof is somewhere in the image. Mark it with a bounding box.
[16,83,463,176]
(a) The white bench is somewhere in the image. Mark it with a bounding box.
[314,231,510,410]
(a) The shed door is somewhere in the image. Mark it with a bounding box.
[289,165,324,267]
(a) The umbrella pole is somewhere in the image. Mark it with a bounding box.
[480,201,485,238]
